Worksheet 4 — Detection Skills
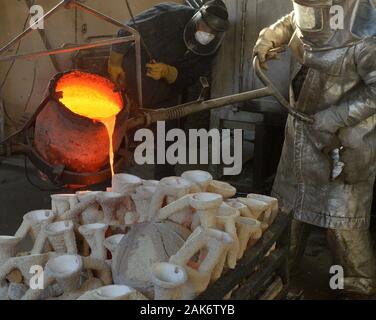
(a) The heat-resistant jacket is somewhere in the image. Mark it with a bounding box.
[263,13,376,230]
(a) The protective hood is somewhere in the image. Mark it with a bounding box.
[184,0,229,56]
[292,0,376,50]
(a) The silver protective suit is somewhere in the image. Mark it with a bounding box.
[254,0,376,295]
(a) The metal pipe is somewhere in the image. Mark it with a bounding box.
[123,87,273,132]
[252,57,314,123]
[71,1,137,33]
[0,36,135,62]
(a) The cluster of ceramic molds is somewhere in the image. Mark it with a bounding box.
[147,171,278,300]
[0,171,278,301]
[0,174,156,300]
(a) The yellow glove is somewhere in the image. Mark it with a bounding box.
[108,50,126,86]
[146,62,178,84]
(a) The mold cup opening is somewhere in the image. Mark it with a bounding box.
[105,234,125,246]
[113,174,142,185]
[81,223,107,231]
[25,210,54,224]
[96,285,133,298]
[192,192,222,202]
[218,203,240,218]
[151,262,187,288]
[47,255,82,275]
[51,194,77,200]
[45,220,73,234]
[160,177,192,189]
[182,170,213,184]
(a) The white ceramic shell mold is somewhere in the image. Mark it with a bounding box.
[190,193,223,228]
[181,170,213,192]
[0,236,21,262]
[112,174,142,195]
[150,262,187,300]
[42,220,77,254]
[78,223,108,260]
[51,194,78,216]
[216,203,241,268]
[247,194,278,224]
[15,210,55,241]
[207,180,237,199]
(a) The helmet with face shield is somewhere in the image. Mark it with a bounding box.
[292,0,376,50]
[184,0,230,56]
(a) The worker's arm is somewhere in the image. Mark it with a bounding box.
[108,50,126,87]
[146,62,178,84]
[253,12,295,69]
[313,38,376,133]
[146,53,213,88]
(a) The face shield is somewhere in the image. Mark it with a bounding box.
[184,3,229,56]
[293,0,375,51]
[293,2,323,31]
[292,0,344,49]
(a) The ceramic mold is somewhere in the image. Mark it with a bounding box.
[51,194,78,216]
[76,191,103,225]
[169,227,233,299]
[78,223,108,260]
[15,210,55,241]
[131,185,158,223]
[190,193,223,228]
[150,262,187,300]
[237,198,272,221]
[32,220,77,255]
[181,170,213,192]
[216,203,240,268]
[0,236,22,263]
[247,194,279,224]
[103,234,125,265]
[148,177,192,224]
[112,220,191,299]
[207,180,237,199]
[77,284,147,300]
[112,174,142,195]
[22,255,112,300]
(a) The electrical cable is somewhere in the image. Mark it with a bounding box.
[24,155,62,192]
[124,0,154,62]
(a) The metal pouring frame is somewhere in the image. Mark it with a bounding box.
[0,0,143,108]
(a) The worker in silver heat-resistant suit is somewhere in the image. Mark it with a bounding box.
[253,0,376,298]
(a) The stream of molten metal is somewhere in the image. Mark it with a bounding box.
[55,71,123,176]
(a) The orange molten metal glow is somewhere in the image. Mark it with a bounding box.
[56,71,123,176]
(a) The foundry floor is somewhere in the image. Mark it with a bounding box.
[0,160,374,300]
